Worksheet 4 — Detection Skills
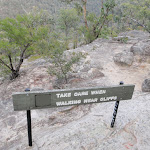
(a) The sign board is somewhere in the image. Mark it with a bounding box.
[13,85,135,111]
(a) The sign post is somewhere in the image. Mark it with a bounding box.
[25,88,32,147]
[13,83,135,146]
[111,81,124,128]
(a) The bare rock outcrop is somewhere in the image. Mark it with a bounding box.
[119,30,150,40]
[1,30,150,150]
[130,40,150,55]
[1,92,150,150]
[88,68,104,78]
[113,51,134,66]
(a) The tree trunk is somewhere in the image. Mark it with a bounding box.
[10,43,30,80]
[82,0,88,29]
[10,69,19,80]
[101,0,103,9]
[111,10,114,37]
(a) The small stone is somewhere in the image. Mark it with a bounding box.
[80,65,91,72]
[113,51,134,66]
[142,79,150,92]
[88,68,104,79]
[29,79,34,83]
[130,40,150,55]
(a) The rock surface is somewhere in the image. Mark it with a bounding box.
[113,51,134,66]
[142,78,150,92]
[88,68,104,78]
[0,92,150,150]
[0,31,150,150]
[119,30,150,40]
[130,40,150,55]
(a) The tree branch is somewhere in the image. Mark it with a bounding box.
[130,18,150,33]
[8,54,14,71]
[130,18,146,28]
[0,58,12,70]
[94,7,110,38]
[16,43,30,72]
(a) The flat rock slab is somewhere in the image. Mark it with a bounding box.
[1,92,150,150]
[130,40,150,55]
[113,51,134,66]
[0,32,150,150]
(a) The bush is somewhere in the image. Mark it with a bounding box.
[48,50,85,85]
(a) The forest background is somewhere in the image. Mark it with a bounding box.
[0,0,149,82]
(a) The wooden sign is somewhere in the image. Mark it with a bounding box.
[13,85,135,111]
[12,83,135,147]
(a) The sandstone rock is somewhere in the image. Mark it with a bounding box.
[130,40,150,55]
[88,68,104,79]
[31,87,44,91]
[119,30,150,40]
[1,30,150,150]
[80,65,91,72]
[113,51,134,66]
[1,92,150,150]
[142,78,150,92]
[90,60,103,70]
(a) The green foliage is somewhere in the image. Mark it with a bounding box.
[0,62,11,78]
[1,0,149,82]
[28,55,42,62]
[99,26,111,39]
[0,10,50,79]
[79,0,115,44]
[58,8,79,32]
[115,0,150,33]
[120,37,128,43]
[58,8,79,49]
[36,32,85,85]
[79,26,95,44]
[47,40,85,84]
[74,2,83,16]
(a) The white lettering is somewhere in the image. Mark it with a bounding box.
[100,96,117,102]
[56,93,71,98]
[56,93,60,98]
[84,98,98,103]
[56,100,81,106]
[91,90,106,95]
[74,91,88,97]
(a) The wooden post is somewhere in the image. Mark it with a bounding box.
[111,81,124,128]
[25,88,32,146]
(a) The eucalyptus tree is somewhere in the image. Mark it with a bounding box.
[119,0,150,32]
[61,0,115,43]
[0,10,50,79]
[58,8,79,49]
[60,0,88,29]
